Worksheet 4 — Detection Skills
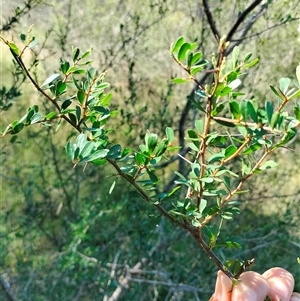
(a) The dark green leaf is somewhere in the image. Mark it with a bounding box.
[294,106,300,121]
[229,101,240,119]
[187,129,200,148]
[147,169,159,183]
[61,99,72,110]
[61,61,70,74]
[265,101,273,123]
[72,47,80,62]
[247,101,257,123]
[243,52,252,62]
[11,122,24,134]
[77,90,85,104]
[214,119,235,127]
[20,33,26,42]
[56,81,67,95]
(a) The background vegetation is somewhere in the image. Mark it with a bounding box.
[0,0,299,300]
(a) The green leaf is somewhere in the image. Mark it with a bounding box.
[270,111,279,129]
[191,52,202,65]
[145,132,158,153]
[296,64,300,84]
[212,103,225,116]
[66,141,75,160]
[109,180,116,194]
[172,77,190,84]
[228,79,241,90]
[187,129,200,148]
[194,89,206,98]
[242,142,262,155]
[186,50,193,69]
[259,160,278,171]
[80,141,94,158]
[200,177,214,183]
[165,127,174,143]
[178,42,191,62]
[242,58,259,69]
[27,37,38,48]
[31,112,43,124]
[195,119,203,133]
[240,100,247,121]
[77,90,85,104]
[76,134,88,151]
[171,36,184,53]
[84,149,109,162]
[45,111,56,120]
[155,139,168,157]
[224,145,238,159]
[279,77,291,94]
[199,199,207,214]
[135,153,146,166]
[56,81,67,96]
[41,73,61,89]
[107,144,122,159]
[269,85,282,98]
[61,61,70,74]
[190,65,205,76]
[8,42,19,55]
[294,106,300,121]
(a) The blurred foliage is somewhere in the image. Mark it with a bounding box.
[0,0,299,300]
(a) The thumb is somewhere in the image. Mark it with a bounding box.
[209,270,232,301]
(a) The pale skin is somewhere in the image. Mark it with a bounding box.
[209,267,300,301]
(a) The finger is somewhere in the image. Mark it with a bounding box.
[232,271,270,301]
[262,267,294,301]
[209,270,232,301]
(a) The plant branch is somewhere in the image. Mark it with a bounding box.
[202,0,220,41]
[226,0,263,42]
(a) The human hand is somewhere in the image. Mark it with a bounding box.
[209,267,300,301]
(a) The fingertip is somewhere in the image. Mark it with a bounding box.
[262,267,294,301]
